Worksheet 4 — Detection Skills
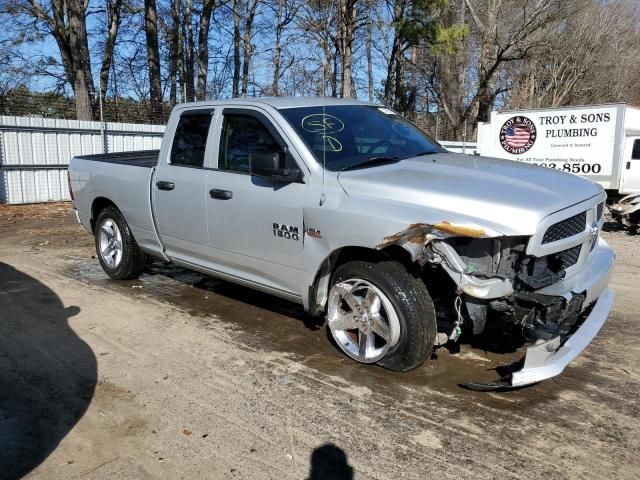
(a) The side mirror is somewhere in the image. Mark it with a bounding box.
[249,150,303,183]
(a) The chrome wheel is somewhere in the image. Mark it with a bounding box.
[327,278,401,363]
[98,219,123,269]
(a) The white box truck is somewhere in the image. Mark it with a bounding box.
[477,103,640,196]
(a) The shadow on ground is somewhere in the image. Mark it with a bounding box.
[0,261,97,480]
[307,443,353,480]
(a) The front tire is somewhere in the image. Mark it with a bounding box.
[95,205,146,280]
[327,260,436,372]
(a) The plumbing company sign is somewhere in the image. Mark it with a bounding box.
[480,105,618,176]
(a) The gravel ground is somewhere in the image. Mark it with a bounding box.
[0,202,638,480]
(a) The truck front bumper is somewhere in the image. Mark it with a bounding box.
[510,286,613,387]
[465,238,616,390]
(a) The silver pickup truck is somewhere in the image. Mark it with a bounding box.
[69,98,615,389]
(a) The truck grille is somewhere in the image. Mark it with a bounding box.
[557,245,582,269]
[542,211,586,244]
[597,202,604,220]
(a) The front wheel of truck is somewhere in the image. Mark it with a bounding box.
[327,260,436,372]
[95,205,146,280]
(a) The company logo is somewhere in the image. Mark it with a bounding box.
[499,116,537,154]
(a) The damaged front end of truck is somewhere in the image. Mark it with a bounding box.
[377,199,615,390]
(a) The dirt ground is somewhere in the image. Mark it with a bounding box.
[0,202,638,480]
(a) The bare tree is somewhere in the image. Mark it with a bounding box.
[240,0,259,96]
[99,0,124,104]
[270,0,299,96]
[183,0,196,101]
[144,0,163,119]
[5,0,95,119]
[196,0,218,100]
[298,0,338,96]
[508,0,640,109]
[168,0,182,105]
[231,0,241,96]
[336,0,358,98]
[365,0,374,101]
[463,0,564,123]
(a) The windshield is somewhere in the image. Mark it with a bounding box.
[278,105,444,171]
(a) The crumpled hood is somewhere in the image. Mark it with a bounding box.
[337,153,603,236]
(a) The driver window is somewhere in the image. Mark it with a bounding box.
[218,114,282,173]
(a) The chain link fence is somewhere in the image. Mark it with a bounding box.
[0,88,171,125]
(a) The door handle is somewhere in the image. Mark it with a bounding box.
[210,188,233,200]
[156,181,175,191]
[627,161,631,170]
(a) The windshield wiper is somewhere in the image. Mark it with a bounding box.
[412,150,439,157]
[341,156,400,171]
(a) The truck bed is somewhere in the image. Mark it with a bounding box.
[74,150,159,168]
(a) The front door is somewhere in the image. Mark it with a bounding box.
[205,108,307,296]
[153,110,214,263]
[620,136,640,193]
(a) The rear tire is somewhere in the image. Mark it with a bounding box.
[327,260,436,372]
[95,205,146,280]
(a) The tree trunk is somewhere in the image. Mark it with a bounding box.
[271,0,285,96]
[366,4,373,102]
[331,47,338,97]
[100,0,123,104]
[144,0,163,120]
[30,0,94,120]
[455,0,466,122]
[474,0,500,124]
[184,0,196,101]
[384,0,406,108]
[67,0,94,120]
[337,0,357,98]
[232,0,241,97]
[241,0,259,97]
[196,0,216,100]
[169,0,181,106]
[50,0,74,84]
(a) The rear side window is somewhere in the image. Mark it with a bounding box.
[170,113,213,168]
[632,139,640,160]
[218,114,282,173]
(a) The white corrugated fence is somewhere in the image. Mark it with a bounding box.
[0,116,165,204]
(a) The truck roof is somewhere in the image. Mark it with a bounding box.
[176,96,378,110]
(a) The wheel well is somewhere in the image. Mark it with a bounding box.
[308,245,419,316]
[90,197,117,233]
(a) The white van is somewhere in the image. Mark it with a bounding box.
[477,104,640,195]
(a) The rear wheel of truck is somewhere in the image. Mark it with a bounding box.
[95,205,146,280]
[326,260,436,372]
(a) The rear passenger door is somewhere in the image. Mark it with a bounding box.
[153,109,214,263]
[205,107,307,296]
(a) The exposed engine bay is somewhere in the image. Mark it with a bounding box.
[433,236,588,343]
